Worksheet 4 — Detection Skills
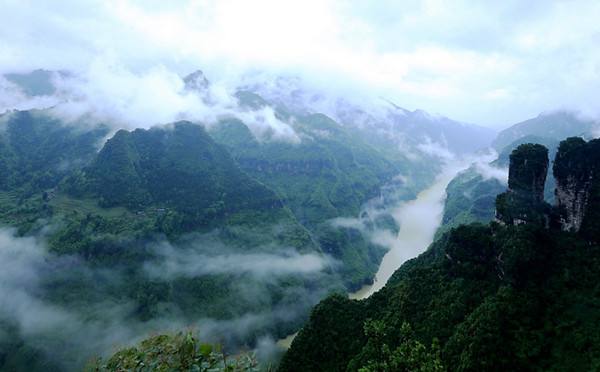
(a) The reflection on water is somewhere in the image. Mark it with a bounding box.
[349,162,470,300]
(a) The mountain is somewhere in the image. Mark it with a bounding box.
[0,109,109,233]
[492,111,597,151]
[3,69,60,96]
[0,110,336,370]
[244,75,496,156]
[71,121,299,234]
[213,76,497,289]
[209,87,439,289]
[437,111,598,238]
[553,137,600,242]
[2,67,481,368]
[209,113,404,289]
[0,109,107,193]
[280,139,600,371]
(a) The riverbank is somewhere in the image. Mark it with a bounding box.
[277,160,472,348]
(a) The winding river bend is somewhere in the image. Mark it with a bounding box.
[277,161,471,348]
[349,162,468,299]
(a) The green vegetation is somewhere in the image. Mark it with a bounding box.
[210,107,435,289]
[492,111,596,152]
[281,221,600,371]
[0,109,108,196]
[437,131,565,239]
[435,166,505,239]
[495,144,551,226]
[87,332,260,372]
[281,141,600,371]
[0,110,341,371]
[66,121,309,238]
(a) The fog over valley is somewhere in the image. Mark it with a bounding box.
[1,1,600,371]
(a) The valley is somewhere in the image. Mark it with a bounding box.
[2,4,600,368]
[349,161,472,300]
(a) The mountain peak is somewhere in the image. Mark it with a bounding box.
[183,70,210,91]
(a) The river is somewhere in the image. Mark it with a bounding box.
[277,160,472,348]
[348,162,469,299]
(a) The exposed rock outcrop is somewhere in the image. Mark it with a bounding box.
[553,137,592,231]
[507,143,549,202]
[553,137,600,241]
[495,137,600,243]
[495,144,550,225]
[183,70,210,91]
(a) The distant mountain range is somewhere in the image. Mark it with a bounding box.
[280,137,600,372]
[437,110,599,238]
[3,68,587,371]
[242,75,497,156]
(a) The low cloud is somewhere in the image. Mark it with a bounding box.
[41,59,300,143]
[0,228,337,370]
[474,161,508,184]
[144,241,330,280]
[592,124,600,139]
[0,229,164,369]
[416,138,455,161]
[0,76,60,114]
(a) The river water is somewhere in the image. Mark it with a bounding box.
[349,162,468,299]
[277,160,471,348]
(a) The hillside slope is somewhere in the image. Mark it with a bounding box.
[0,112,334,371]
[437,111,598,239]
[280,140,600,372]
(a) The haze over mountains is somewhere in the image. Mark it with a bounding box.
[1,1,600,371]
[1,64,598,371]
[0,67,503,370]
[437,111,600,238]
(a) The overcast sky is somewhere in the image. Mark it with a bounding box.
[1,0,599,127]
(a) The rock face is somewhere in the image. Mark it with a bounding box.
[495,137,600,242]
[507,143,549,202]
[553,137,592,231]
[553,137,600,240]
[496,144,550,225]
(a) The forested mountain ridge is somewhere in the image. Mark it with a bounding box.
[0,70,504,371]
[0,110,333,370]
[242,76,496,155]
[0,109,108,195]
[492,111,596,151]
[209,110,408,289]
[280,139,600,371]
[436,111,598,239]
[210,77,497,289]
[67,121,303,236]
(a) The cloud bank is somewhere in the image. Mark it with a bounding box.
[144,242,331,280]
[474,161,509,184]
[0,228,335,370]
[3,0,600,126]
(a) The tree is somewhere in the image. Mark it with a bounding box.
[86,331,260,372]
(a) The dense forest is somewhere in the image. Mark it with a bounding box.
[3,2,600,371]
[0,79,456,370]
[280,138,600,371]
[0,109,338,370]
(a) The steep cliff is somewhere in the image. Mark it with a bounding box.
[495,144,551,225]
[553,137,600,242]
[280,138,600,372]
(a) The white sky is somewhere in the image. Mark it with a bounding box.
[1,0,600,127]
